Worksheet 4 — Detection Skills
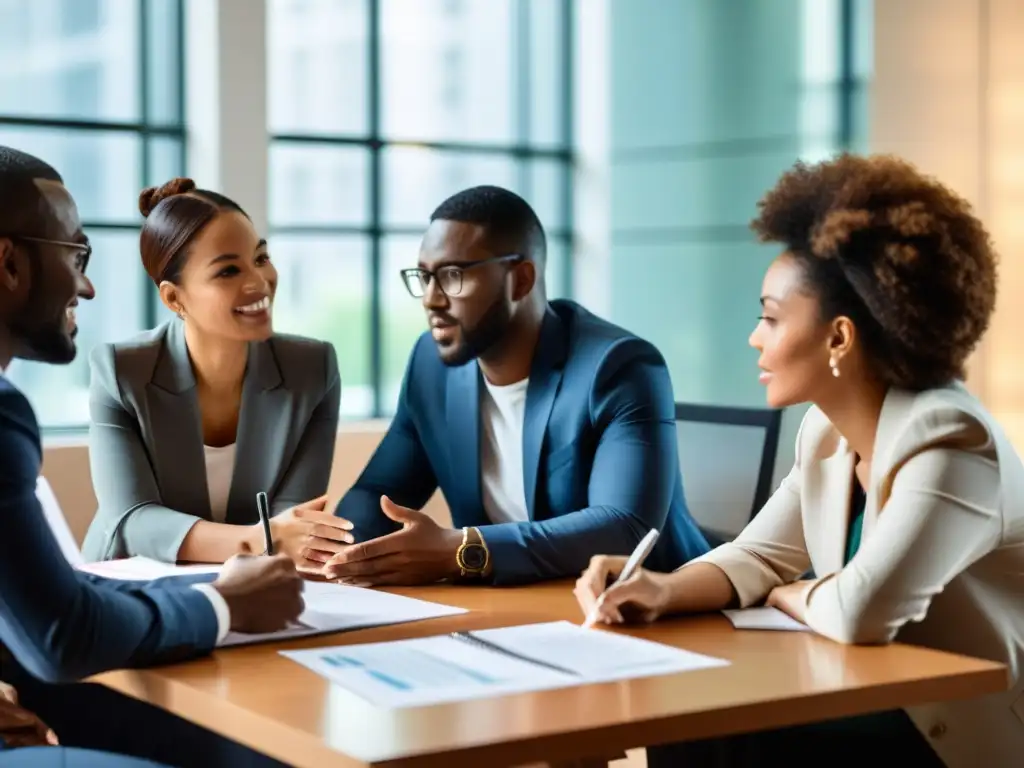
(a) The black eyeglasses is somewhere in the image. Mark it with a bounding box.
[5,235,91,273]
[400,254,524,298]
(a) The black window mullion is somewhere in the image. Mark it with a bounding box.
[515,0,531,201]
[369,0,383,417]
[560,0,574,297]
[139,0,158,328]
[838,0,855,149]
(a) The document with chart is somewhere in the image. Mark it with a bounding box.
[281,620,729,708]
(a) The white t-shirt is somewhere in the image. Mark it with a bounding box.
[479,374,530,524]
[203,443,237,524]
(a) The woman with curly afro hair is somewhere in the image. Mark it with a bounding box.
[575,154,1024,767]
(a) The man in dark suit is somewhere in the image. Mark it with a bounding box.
[0,145,303,765]
[325,186,709,587]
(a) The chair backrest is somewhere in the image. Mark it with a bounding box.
[674,403,783,546]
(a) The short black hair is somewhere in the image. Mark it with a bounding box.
[0,146,63,233]
[0,146,62,186]
[430,185,547,266]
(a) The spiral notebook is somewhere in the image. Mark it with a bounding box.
[281,620,728,708]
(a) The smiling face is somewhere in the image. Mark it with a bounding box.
[158,210,277,342]
[0,178,96,365]
[748,253,845,408]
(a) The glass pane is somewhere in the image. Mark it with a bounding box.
[527,0,566,146]
[269,143,369,226]
[545,237,570,300]
[146,0,183,125]
[0,0,140,122]
[383,146,518,227]
[381,0,515,143]
[799,84,840,141]
[381,235,430,414]
[0,127,142,222]
[146,136,185,188]
[526,157,568,233]
[269,234,372,418]
[6,229,146,428]
[852,0,874,80]
[268,0,369,136]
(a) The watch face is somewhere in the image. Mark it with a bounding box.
[461,543,487,570]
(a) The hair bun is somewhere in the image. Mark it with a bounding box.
[139,177,197,217]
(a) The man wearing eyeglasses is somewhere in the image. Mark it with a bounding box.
[325,185,709,587]
[0,146,302,766]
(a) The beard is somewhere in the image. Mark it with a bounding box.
[435,296,512,367]
[9,263,77,365]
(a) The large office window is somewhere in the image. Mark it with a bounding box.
[268,0,574,417]
[606,0,869,410]
[0,0,185,429]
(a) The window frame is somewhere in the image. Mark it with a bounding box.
[0,0,186,434]
[269,0,576,418]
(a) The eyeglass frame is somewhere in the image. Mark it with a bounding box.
[399,253,525,298]
[1,234,92,273]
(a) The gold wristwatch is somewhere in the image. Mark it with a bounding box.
[455,526,490,578]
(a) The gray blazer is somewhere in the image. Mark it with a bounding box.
[81,319,340,562]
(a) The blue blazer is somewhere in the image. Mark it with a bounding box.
[337,300,710,584]
[0,377,218,683]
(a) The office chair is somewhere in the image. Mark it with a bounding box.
[674,403,783,548]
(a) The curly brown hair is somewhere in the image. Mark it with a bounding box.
[751,153,997,390]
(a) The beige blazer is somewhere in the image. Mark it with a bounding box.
[697,382,1024,768]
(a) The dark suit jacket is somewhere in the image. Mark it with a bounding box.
[336,299,710,584]
[0,376,218,683]
[82,319,340,562]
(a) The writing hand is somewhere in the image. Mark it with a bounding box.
[322,496,462,586]
[573,555,670,626]
[212,553,304,633]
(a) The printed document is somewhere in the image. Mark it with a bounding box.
[220,581,467,648]
[76,559,466,646]
[281,620,729,708]
[77,556,220,580]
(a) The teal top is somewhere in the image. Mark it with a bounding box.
[845,481,867,565]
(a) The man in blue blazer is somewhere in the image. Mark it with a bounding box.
[0,146,302,765]
[326,186,709,586]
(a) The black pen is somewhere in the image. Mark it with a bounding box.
[256,491,274,555]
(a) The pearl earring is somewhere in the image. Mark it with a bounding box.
[830,358,840,378]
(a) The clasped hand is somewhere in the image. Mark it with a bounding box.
[263,494,355,573]
[322,495,462,586]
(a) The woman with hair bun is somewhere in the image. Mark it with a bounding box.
[82,178,351,570]
[574,154,1024,766]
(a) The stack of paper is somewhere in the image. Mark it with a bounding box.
[282,620,729,707]
[78,556,221,581]
[78,558,467,647]
[220,581,467,648]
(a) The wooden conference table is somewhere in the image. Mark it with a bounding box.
[93,582,1007,767]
